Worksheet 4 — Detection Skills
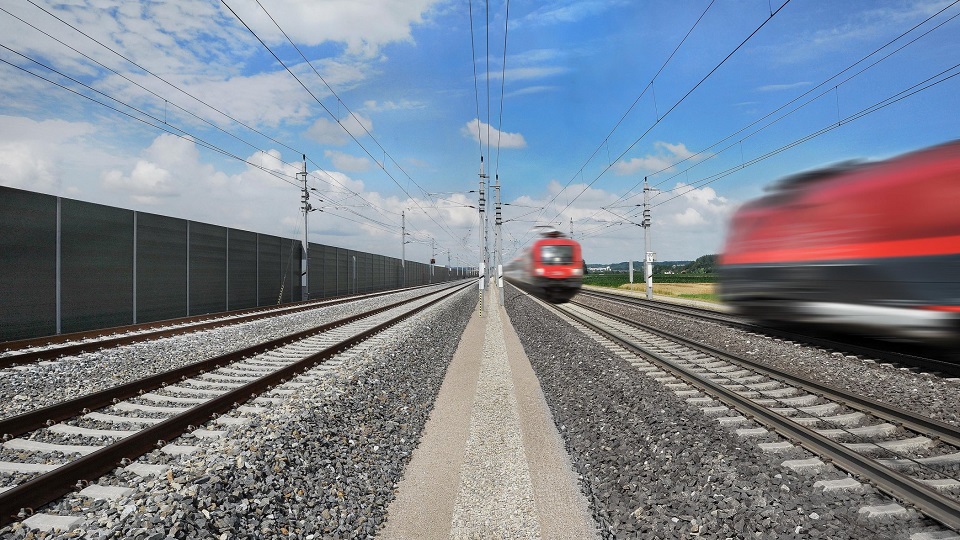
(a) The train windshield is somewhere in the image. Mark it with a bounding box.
[540,244,573,265]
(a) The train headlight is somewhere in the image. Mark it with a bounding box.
[572,268,583,276]
[535,268,545,276]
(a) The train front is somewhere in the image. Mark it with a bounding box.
[531,234,584,303]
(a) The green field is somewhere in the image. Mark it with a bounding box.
[583,273,718,287]
[582,273,721,303]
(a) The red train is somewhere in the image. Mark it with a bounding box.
[504,228,584,303]
[719,141,960,345]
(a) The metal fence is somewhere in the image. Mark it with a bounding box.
[0,186,470,342]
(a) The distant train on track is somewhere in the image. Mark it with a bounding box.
[504,228,584,303]
[719,140,960,345]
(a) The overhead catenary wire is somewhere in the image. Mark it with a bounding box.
[521,0,718,237]
[8,0,411,237]
[510,0,783,256]
[0,47,303,190]
[494,0,512,180]
[650,61,960,208]
[468,0,483,156]
[602,0,960,228]
[221,0,470,256]
[249,0,446,233]
[577,61,960,240]
[528,0,794,244]
[611,0,960,211]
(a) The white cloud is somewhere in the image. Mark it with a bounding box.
[460,119,526,149]
[658,183,733,229]
[0,142,59,191]
[306,113,373,146]
[219,0,444,58]
[0,116,100,193]
[505,86,556,98]
[101,134,233,203]
[511,1,625,29]
[757,81,811,92]
[613,141,704,176]
[363,99,426,112]
[487,66,568,81]
[324,150,371,172]
[0,115,96,144]
[670,207,706,226]
[764,0,952,65]
[102,161,176,204]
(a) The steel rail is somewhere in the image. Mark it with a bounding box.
[0,282,463,439]
[576,288,960,377]
[0,283,443,368]
[0,281,472,526]
[554,300,960,531]
[571,299,960,447]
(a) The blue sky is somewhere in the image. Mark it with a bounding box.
[1,0,958,266]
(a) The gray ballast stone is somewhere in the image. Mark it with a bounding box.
[565,288,960,538]
[26,287,478,540]
[502,287,926,539]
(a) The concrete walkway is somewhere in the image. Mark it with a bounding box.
[380,288,597,539]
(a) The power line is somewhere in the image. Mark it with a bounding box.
[628,0,960,202]
[20,0,298,157]
[533,0,793,240]
[652,61,960,208]
[523,0,719,234]
[468,0,483,156]
[220,0,470,254]
[578,61,960,239]
[0,46,301,189]
[10,1,405,234]
[605,0,960,225]
[494,0,512,180]
[249,0,440,230]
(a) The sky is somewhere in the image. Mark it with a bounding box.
[1,0,958,267]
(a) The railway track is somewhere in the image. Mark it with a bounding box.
[0,281,471,526]
[0,283,441,368]
[576,288,960,378]
[547,296,960,533]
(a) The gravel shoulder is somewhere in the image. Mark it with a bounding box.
[504,285,947,539]
[577,286,960,427]
[2,287,477,539]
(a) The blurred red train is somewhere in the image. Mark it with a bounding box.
[719,141,960,345]
[504,228,584,303]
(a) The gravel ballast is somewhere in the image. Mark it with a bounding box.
[0,286,453,421]
[503,286,948,539]
[575,291,960,428]
[1,287,476,539]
